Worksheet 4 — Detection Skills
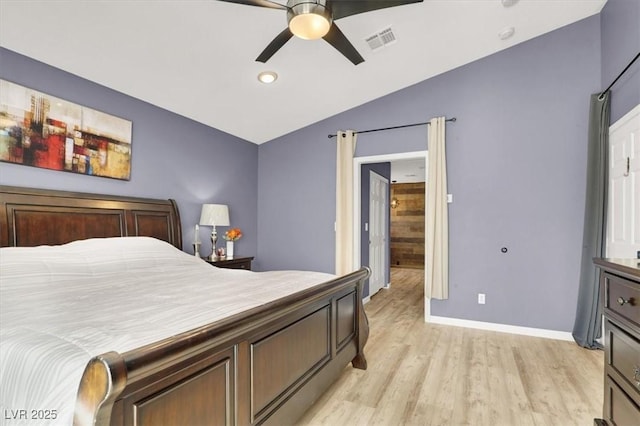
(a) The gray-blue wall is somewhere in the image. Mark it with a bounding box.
[0,48,259,259]
[258,15,602,332]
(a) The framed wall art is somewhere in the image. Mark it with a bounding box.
[0,79,132,180]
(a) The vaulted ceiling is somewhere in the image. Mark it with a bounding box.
[0,0,606,144]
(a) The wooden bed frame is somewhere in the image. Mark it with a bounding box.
[0,185,370,426]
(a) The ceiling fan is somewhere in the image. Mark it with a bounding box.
[217,0,424,65]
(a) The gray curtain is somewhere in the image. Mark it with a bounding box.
[572,92,610,349]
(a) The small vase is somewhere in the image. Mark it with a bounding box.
[226,241,234,259]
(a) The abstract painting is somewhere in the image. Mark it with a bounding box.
[0,79,132,180]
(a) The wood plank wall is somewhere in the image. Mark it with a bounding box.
[390,183,425,269]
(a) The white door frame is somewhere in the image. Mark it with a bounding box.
[352,150,431,319]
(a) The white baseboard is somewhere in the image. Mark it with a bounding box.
[427,315,574,342]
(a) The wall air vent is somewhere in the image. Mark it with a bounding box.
[365,27,397,52]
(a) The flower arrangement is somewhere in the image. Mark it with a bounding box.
[224,228,243,241]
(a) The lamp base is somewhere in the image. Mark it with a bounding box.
[208,226,218,261]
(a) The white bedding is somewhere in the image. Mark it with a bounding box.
[0,237,335,425]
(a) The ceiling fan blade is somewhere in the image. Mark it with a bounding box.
[256,28,294,62]
[323,23,364,65]
[216,0,287,10]
[331,0,423,20]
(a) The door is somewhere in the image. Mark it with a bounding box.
[606,104,640,258]
[369,171,388,296]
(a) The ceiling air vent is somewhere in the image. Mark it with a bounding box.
[365,27,397,52]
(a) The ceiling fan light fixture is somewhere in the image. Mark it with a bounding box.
[287,0,332,40]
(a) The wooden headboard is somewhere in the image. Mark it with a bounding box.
[0,185,182,249]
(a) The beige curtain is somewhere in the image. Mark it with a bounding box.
[335,130,357,275]
[426,117,449,299]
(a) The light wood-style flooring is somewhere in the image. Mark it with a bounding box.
[298,267,604,425]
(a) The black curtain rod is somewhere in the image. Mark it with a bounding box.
[328,117,457,139]
[598,51,640,100]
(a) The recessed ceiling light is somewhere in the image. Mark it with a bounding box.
[257,71,278,84]
[498,26,515,40]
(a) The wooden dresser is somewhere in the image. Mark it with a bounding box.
[594,258,640,426]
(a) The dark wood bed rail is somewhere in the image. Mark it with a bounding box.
[121,267,369,381]
[0,185,182,249]
[74,267,370,425]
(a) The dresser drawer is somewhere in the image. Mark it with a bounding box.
[221,260,251,270]
[604,375,640,426]
[604,272,640,328]
[605,320,640,396]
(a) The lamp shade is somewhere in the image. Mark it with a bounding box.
[199,204,230,227]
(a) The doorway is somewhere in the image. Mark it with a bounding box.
[390,169,426,270]
[353,151,430,319]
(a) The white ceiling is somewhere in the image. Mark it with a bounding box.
[391,158,427,183]
[0,0,606,145]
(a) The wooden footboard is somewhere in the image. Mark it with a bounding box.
[74,267,370,426]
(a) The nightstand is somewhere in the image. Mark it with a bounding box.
[204,256,254,270]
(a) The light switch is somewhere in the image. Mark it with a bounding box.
[447,194,453,203]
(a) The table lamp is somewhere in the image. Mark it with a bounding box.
[199,204,229,260]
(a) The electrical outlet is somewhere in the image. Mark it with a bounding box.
[478,293,486,304]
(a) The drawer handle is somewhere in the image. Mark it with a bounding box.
[617,297,631,306]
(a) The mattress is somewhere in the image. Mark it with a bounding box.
[0,237,335,425]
